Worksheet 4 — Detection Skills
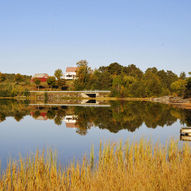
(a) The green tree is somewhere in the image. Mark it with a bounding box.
[145,67,158,74]
[184,78,191,98]
[14,73,23,83]
[47,76,56,89]
[57,79,66,89]
[157,70,178,91]
[166,70,178,90]
[107,62,122,75]
[144,72,162,97]
[170,79,187,96]
[23,89,30,97]
[131,81,146,97]
[123,75,136,86]
[180,72,186,80]
[34,79,41,90]
[0,72,6,82]
[74,60,91,90]
[123,75,137,97]
[54,69,63,81]
[123,64,143,79]
[112,75,123,96]
[90,70,112,90]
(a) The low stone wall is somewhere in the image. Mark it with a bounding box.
[30,91,110,101]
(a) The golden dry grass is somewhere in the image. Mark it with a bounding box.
[1,139,191,191]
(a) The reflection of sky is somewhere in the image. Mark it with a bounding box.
[0,115,185,169]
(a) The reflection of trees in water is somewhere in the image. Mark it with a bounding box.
[142,104,177,128]
[76,128,88,136]
[0,112,6,122]
[170,109,191,127]
[14,113,25,122]
[73,102,180,133]
[54,109,66,126]
[73,107,94,135]
[182,110,191,126]
[33,110,41,119]
[54,116,62,125]
[29,104,191,132]
[1,100,191,134]
[0,100,29,122]
[47,110,56,119]
[31,107,66,126]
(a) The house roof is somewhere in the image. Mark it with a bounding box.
[66,67,77,73]
[32,73,49,78]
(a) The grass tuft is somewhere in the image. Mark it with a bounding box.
[0,139,191,190]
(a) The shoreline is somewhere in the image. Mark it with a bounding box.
[0,95,190,109]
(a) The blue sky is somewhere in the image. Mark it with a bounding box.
[0,0,190,75]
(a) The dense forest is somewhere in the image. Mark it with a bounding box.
[0,61,191,98]
[74,60,191,98]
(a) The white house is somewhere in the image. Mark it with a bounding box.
[63,115,78,128]
[63,67,77,80]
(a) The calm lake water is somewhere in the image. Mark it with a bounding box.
[0,99,191,169]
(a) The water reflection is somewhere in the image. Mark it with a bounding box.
[0,99,191,170]
[0,99,191,136]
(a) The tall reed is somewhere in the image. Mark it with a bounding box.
[0,139,191,191]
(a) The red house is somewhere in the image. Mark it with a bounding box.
[31,73,49,82]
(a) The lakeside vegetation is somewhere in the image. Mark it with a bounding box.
[0,73,31,97]
[1,61,191,98]
[0,139,191,190]
[74,60,191,98]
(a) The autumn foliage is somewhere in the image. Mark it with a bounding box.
[0,139,191,191]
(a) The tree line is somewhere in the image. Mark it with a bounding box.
[74,60,191,98]
[1,61,191,98]
[0,73,31,97]
[0,70,66,97]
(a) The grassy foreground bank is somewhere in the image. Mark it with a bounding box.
[1,140,191,191]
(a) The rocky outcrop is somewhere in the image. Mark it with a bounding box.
[151,96,171,104]
[152,96,191,105]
